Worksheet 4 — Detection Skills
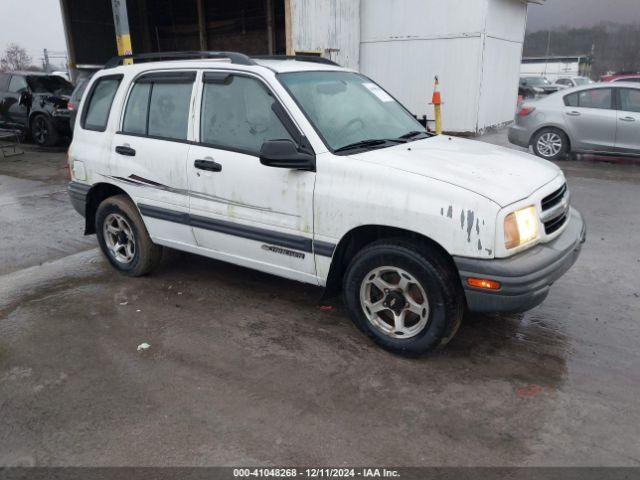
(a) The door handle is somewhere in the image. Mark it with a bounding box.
[194,159,222,172]
[115,145,136,156]
[566,111,581,117]
[620,116,636,122]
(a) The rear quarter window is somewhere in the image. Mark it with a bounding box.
[81,75,123,131]
[0,73,10,91]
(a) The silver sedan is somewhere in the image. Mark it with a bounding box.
[508,82,640,160]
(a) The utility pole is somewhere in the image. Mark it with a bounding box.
[43,48,51,72]
[544,29,552,77]
[111,0,133,63]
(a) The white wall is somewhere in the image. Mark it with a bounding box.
[290,0,360,70]
[520,61,581,81]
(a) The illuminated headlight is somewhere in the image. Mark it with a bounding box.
[504,206,539,249]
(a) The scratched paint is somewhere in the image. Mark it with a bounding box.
[466,210,475,242]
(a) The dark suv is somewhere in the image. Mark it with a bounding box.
[0,71,73,146]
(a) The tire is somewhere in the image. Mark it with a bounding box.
[343,239,464,356]
[95,195,162,276]
[531,127,569,161]
[30,114,59,147]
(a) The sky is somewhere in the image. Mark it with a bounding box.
[526,0,640,32]
[1,0,640,67]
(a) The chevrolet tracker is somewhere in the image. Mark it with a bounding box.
[68,52,586,355]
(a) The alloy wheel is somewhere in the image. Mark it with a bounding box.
[103,213,136,264]
[359,266,430,339]
[536,132,562,158]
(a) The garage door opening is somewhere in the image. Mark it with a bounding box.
[128,0,287,55]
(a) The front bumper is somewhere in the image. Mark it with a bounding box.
[454,208,586,313]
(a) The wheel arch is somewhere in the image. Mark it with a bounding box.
[322,224,463,300]
[529,124,573,152]
[84,182,132,235]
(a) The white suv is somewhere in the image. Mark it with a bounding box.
[68,52,586,355]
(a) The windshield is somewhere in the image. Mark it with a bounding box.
[279,71,426,151]
[27,75,73,95]
[523,77,550,86]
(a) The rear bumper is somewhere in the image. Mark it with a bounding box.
[454,208,586,313]
[507,124,531,148]
[68,181,90,217]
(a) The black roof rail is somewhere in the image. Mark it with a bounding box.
[252,55,340,67]
[104,51,256,69]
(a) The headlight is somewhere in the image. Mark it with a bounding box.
[504,206,539,249]
[533,87,544,93]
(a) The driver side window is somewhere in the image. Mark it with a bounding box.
[200,74,293,153]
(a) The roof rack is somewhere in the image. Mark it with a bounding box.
[104,51,256,69]
[252,55,340,67]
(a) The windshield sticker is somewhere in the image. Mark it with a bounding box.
[362,82,394,102]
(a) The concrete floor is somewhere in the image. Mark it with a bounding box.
[0,137,639,466]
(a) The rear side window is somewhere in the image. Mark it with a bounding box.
[122,71,195,141]
[200,74,293,153]
[564,93,578,107]
[8,75,28,93]
[619,89,640,113]
[564,89,612,109]
[81,75,123,131]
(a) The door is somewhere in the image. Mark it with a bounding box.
[187,71,317,284]
[110,71,196,246]
[4,75,29,128]
[615,88,640,154]
[563,88,617,151]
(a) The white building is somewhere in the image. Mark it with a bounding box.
[521,56,593,82]
[289,0,546,134]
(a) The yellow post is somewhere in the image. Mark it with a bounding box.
[431,76,443,135]
[111,0,133,64]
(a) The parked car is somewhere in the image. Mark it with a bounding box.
[68,52,585,356]
[601,73,640,82]
[519,76,560,99]
[509,82,640,160]
[555,76,593,88]
[0,71,73,146]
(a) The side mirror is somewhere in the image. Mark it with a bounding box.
[260,139,315,171]
[18,91,31,107]
[521,80,528,86]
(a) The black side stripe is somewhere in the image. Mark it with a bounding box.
[138,204,336,257]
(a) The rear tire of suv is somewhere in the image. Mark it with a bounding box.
[30,114,59,147]
[95,195,162,277]
[531,127,569,161]
[343,240,464,356]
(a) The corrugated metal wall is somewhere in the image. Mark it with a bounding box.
[358,0,528,133]
[290,0,360,69]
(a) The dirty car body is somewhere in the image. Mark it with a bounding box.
[67,52,585,355]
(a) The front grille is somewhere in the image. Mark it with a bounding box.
[544,212,568,234]
[541,183,569,235]
[542,183,567,211]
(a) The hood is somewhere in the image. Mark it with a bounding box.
[349,135,561,207]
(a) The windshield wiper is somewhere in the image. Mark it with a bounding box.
[334,138,405,153]
[399,130,430,140]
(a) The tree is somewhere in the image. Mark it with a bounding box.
[0,43,32,72]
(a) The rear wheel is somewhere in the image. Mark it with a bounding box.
[30,114,59,147]
[95,195,162,276]
[531,127,569,160]
[343,240,464,356]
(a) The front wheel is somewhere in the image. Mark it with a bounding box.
[95,195,162,276]
[343,240,464,356]
[531,127,569,160]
